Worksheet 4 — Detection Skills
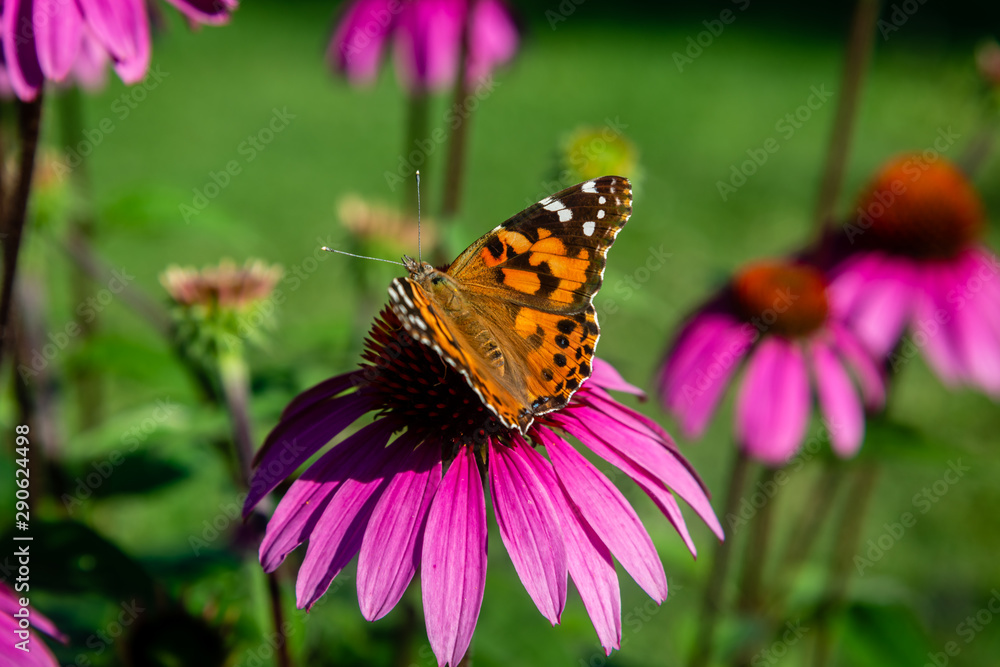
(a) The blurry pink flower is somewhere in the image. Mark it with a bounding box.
[328,0,519,93]
[0,581,65,666]
[829,154,1000,396]
[0,0,237,101]
[244,308,721,666]
[658,261,885,465]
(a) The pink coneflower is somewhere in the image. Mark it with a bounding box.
[243,308,722,666]
[328,0,519,93]
[829,154,1000,396]
[1,0,237,101]
[0,581,65,666]
[658,261,886,465]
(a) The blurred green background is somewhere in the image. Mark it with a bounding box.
[2,0,1000,665]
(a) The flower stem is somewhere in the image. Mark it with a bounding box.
[812,0,881,235]
[218,352,256,487]
[58,87,104,428]
[440,0,477,223]
[266,570,292,667]
[689,448,752,667]
[814,463,880,667]
[0,95,45,372]
[403,92,430,216]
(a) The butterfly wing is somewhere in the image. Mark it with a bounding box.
[389,176,632,434]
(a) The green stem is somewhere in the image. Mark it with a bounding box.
[218,352,255,487]
[812,0,881,235]
[403,93,430,216]
[0,95,45,372]
[689,448,752,667]
[814,463,880,667]
[58,87,104,429]
[440,1,475,223]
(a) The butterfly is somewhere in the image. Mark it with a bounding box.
[387,176,632,435]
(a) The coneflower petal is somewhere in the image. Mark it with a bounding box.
[590,357,644,397]
[296,435,407,609]
[33,0,83,82]
[829,322,885,409]
[422,446,487,667]
[259,419,395,572]
[736,337,810,465]
[809,340,863,457]
[489,436,567,625]
[539,427,666,602]
[244,391,375,514]
[357,434,442,621]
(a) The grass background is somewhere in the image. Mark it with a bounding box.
[2,0,999,665]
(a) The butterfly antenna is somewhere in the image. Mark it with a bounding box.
[416,170,422,263]
[320,247,405,266]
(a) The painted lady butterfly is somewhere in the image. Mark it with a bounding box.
[388,176,632,434]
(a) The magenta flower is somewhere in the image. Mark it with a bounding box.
[328,0,519,93]
[829,153,1000,396]
[244,309,721,665]
[0,0,237,101]
[658,261,885,465]
[0,581,65,667]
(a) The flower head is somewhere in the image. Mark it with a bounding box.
[560,125,640,185]
[161,258,282,357]
[244,308,721,665]
[659,260,885,465]
[0,581,65,666]
[0,0,237,101]
[329,0,519,93]
[830,153,1000,395]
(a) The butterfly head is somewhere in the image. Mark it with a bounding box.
[402,255,435,279]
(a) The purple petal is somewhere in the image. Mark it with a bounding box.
[393,0,463,92]
[2,0,45,100]
[488,436,567,624]
[295,435,408,609]
[953,285,1000,395]
[552,407,724,541]
[0,585,65,642]
[281,370,363,422]
[844,254,915,357]
[258,419,395,572]
[161,0,237,25]
[551,411,701,555]
[590,357,644,397]
[422,445,487,667]
[77,0,150,83]
[466,0,518,85]
[912,261,964,385]
[532,438,621,654]
[69,28,110,91]
[357,435,441,621]
[809,339,863,458]
[670,319,754,438]
[538,427,666,602]
[735,337,810,465]
[829,322,885,409]
[328,0,397,83]
[659,313,739,408]
[244,390,376,515]
[34,0,83,81]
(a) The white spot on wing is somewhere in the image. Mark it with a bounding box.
[538,196,554,207]
[597,210,606,220]
[581,180,597,193]
[583,220,596,236]
[558,208,573,222]
[599,196,606,205]
[544,199,565,212]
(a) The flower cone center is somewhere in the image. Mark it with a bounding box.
[733,262,828,338]
[854,154,984,260]
[359,309,503,455]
